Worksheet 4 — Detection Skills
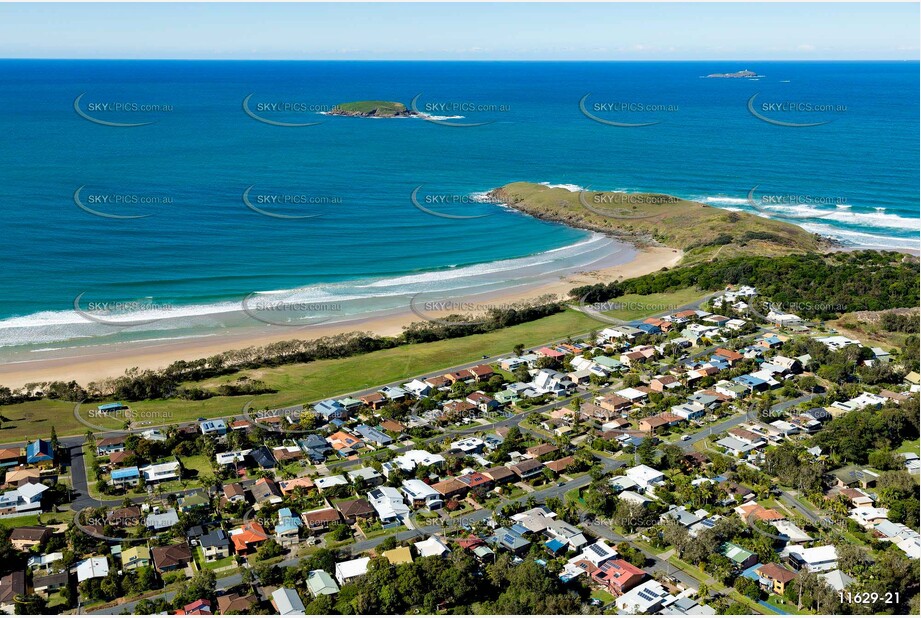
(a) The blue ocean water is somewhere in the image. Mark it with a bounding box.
[0,60,917,350]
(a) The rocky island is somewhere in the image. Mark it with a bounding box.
[328,100,420,117]
[706,69,763,78]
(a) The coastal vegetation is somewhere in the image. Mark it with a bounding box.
[490,182,827,263]
[330,101,417,117]
[571,250,920,320]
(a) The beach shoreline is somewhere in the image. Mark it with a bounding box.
[0,245,682,389]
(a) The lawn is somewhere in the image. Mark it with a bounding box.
[896,438,920,455]
[195,546,236,570]
[591,589,616,603]
[0,309,604,442]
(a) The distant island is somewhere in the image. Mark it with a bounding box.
[328,100,420,117]
[706,69,763,78]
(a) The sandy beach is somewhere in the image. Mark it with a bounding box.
[0,245,681,389]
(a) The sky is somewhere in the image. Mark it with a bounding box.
[0,3,917,60]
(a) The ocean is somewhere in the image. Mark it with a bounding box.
[0,60,917,354]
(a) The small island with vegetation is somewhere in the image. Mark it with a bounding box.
[328,100,420,117]
[706,69,763,78]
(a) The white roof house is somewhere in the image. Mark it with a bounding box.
[215,449,252,466]
[414,536,451,558]
[76,556,109,582]
[139,461,180,483]
[389,450,445,474]
[314,475,348,490]
[0,482,49,515]
[616,580,675,614]
[335,556,370,585]
[271,587,307,615]
[819,569,855,592]
[782,544,838,572]
[402,479,443,508]
[625,464,665,489]
[368,486,411,522]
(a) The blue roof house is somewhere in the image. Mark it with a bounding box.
[26,439,54,465]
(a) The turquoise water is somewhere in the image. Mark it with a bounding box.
[0,60,917,350]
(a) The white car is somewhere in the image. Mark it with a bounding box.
[680,435,691,441]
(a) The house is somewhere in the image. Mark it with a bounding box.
[336,498,376,523]
[650,376,681,392]
[139,461,181,483]
[0,571,25,614]
[382,546,414,565]
[278,477,316,496]
[0,448,22,469]
[223,482,248,503]
[25,439,54,467]
[354,424,393,447]
[782,544,838,572]
[26,552,63,573]
[217,593,258,614]
[526,443,558,460]
[403,379,432,398]
[368,486,410,524]
[0,481,48,516]
[252,477,283,505]
[146,508,180,530]
[597,394,632,414]
[199,529,231,561]
[671,402,706,421]
[819,569,855,593]
[315,475,348,492]
[110,466,141,488]
[483,466,515,485]
[9,525,51,551]
[415,536,451,558]
[96,436,127,456]
[199,419,228,436]
[755,563,798,595]
[467,391,499,413]
[402,479,444,509]
[121,546,152,571]
[359,392,387,410]
[33,572,68,598]
[327,430,363,453]
[486,527,530,554]
[76,556,109,582]
[347,466,383,487]
[175,599,211,615]
[720,542,758,569]
[271,587,307,616]
[301,507,341,533]
[230,521,269,555]
[335,556,371,585]
[615,580,675,614]
[625,465,665,490]
[216,449,252,468]
[152,542,192,573]
[180,491,210,513]
[546,456,575,474]
[306,570,340,597]
[592,559,646,595]
[314,399,348,420]
[508,458,544,479]
[639,413,682,433]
